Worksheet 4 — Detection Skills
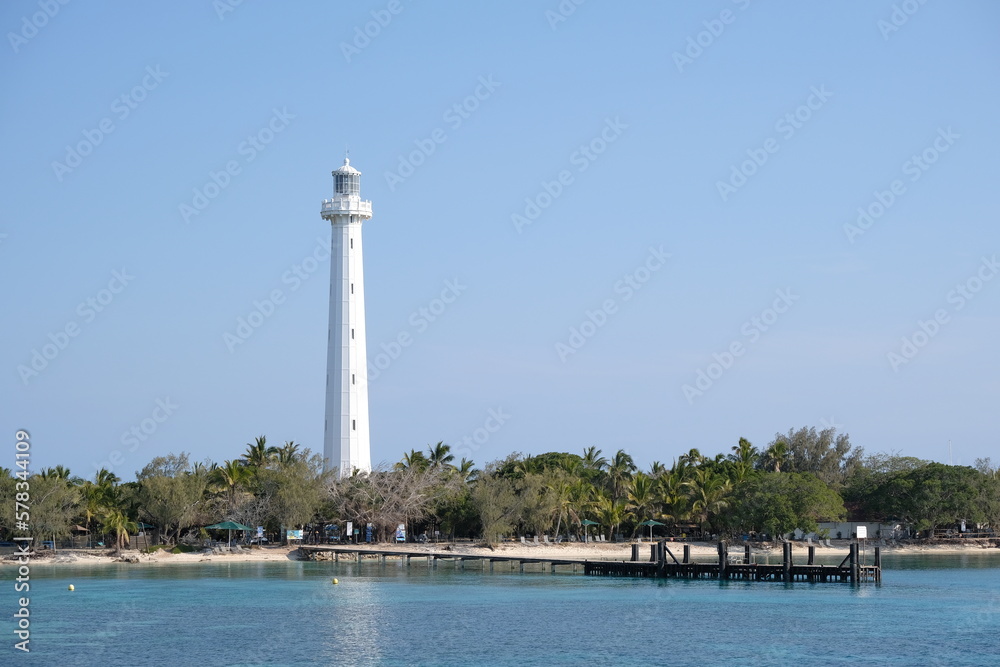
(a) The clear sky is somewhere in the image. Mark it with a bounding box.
[3,1,998,481]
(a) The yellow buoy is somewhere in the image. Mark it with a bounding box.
[332,578,339,585]
[68,585,75,591]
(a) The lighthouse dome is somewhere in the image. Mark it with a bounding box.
[332,157,360,196]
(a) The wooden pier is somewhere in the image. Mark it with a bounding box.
[298,545,587,573]
[587,541,881,584]
[298,540,880,584]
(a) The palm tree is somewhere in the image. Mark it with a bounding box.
[94,468,120,487]
[211,460,249,508]
[657,470,690,528]
[606,449,636,502]
[427,442,454,469]
[454,458,477,483]
[39,465,76,482]
[593,491,625,541]
[100,508,138,554]
[648,461,667,478]
[729,437,758,484]
[396,449,429,471]
[581,446,607,472]
[684,468,732,531]
[277,441,301,467]
[243,435,277,469]
[625,472,656,536]
[763,440,789,473]
[678,448,705,467]
[546,473,579,540]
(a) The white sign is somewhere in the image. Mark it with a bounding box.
[856,526,867,539]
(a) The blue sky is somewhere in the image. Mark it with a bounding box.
[2,1,998,480]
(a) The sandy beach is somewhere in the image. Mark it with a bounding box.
[4,538,997,568]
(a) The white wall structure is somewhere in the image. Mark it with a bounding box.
[320,157,373,477]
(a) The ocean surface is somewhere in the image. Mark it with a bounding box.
[5,552,1000,666]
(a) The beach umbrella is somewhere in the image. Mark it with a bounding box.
[205,521,252,547]
[639,519,666,541]
[581,519,599,543]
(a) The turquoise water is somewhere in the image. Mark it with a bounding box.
[5,554,1000,666]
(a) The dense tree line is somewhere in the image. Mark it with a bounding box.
[2,428,998,550]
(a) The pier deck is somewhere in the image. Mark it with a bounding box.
[298,540,881,584]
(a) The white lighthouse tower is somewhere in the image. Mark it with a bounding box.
[320,157,373,476]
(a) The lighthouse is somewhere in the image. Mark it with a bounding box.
[320,157,373,476]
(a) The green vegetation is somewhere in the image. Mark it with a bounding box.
[1,427,997,547]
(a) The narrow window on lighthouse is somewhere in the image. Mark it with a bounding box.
[351,283,354,294]
[351,328,354,339]
[352,419,356,430]
[350,238,353,249]
[352,373,355,385]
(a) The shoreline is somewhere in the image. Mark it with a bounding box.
[4,539,998,568]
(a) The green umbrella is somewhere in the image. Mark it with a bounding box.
[639,519,666,541]
[580,519,599,543]
[205,521,252,547]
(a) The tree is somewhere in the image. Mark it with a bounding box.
[656,469,690,527]
[470,474,521,547]
[212,460,249,500]
[100,509,138,553]
[593,491,625,541]
[847,463,990,533]
[546,471,579,540]
[734,472,845,537]
[136,453,207,544]
[243,435,277,469]
[606,449,637,502]
[396,449,429,472]
[768,427,862,488]
[453,458,477,483]
[256,452,330,531]
[728,438,758,484]
[427,442,454,469]
[684,468,731,531]
[276,441,301,467]
[761,440,788,473]
[581,447,607,473]
[625,472,656,535]
[25,474,81,543]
